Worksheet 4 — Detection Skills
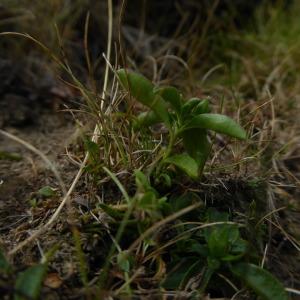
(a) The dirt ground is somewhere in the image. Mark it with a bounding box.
[0,109,73,231]
[1,101,300,298]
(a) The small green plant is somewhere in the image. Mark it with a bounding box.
[92,166,288,300]
[0,248,53,300]
[14,264,48,300]
[0,151,22,161]
[162,210,288,300]
[28,186,57,208]
[37,186,57,198]
[117,69,246,179]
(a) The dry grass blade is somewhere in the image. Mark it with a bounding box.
[127,203,202,253]
[4,0,114,256]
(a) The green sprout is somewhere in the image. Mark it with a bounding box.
[117,69,247,179]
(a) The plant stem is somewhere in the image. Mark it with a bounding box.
[163,130,176,160]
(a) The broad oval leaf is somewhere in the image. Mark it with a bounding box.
[15,264,47,300]
[154,86,182,114]
[194,99,210,114]
[182,128,211,172]
[0,248,10,273]
[164,153,198,179]
[221,239,248,262]
[183,114,247,140]
[84,139,100,164]
[181,98,202,118]
[207,226,231,258]
[135,169,152,192]
[37,186,56,198]
[99,203,124,220]
[231,263,288,300]
[117,69,170,127]
[150,95,171,127]
[117,251,131,273]
[138,191,157,209]
[134,111,162,128]
[117,69,155,105]
[162,257,201,289]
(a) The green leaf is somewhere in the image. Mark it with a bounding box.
[182,128,211,171]
[149,95,171,127]
[162,257,201,289]
[154,86,182,114]
[29,198,37,208]
[206,208,229,222]
[164,153,199,179]
[138,191,157,209]
[228,240,248,260]
[207,226,231,258]
[157,173,172,187]
[0,248,11,273]
[98,203,124,220]
[134,111,161,128]
[181,98,202,118]
[135,170,160,210]
[117,69,170,127]
[37,186,56,198]
[168,192,203,217]
[207,225,247,262]
[134,170,157,194]
[0,151,22,161]
[183,114,247,140]
[194,99,210,114]
[207,257,221,270]
[117,69,155,105]
[15,264,47,300]
[200,259,219,292]
[231,263,288,300]
[135,170,150,189]
[84,139,100,164]
[230,239,248,256]
[117,251,131,273]
[188,240,209,257]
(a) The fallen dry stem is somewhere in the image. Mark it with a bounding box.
[127,202,202,253]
